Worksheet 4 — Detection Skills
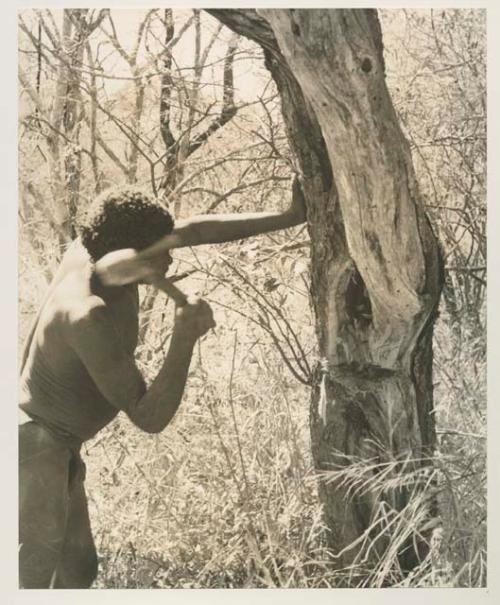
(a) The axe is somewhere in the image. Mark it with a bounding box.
[94,248,189,306]
[154,275,216,331]
[152,275,188,307]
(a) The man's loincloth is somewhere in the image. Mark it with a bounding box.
[19,408,86,487]
[19,411,87,547]
[18,410,96,588]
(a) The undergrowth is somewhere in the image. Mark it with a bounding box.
[77,272,486,589]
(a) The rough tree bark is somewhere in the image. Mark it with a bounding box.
[207,8,443,574]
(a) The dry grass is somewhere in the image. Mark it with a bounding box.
[85,326,324,589]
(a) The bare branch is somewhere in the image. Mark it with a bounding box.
[103,12,132,65]
[86,9,109,35]
[18,67,48,116]
[24,182,59,234]
[18,17,59,74]
[42,9,61,47]
[205,176,288,213]
[187,32,239,156]
[159,8,176,152]
[131,9,156,64]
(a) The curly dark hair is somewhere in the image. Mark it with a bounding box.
[79,187,174,261]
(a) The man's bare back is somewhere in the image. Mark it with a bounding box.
[20,241,140,442]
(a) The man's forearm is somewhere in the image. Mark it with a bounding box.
[139,209,303,258]
[128,330,196,433]
[177,210,302,246]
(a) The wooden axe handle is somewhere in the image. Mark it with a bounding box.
[153,276,188,306]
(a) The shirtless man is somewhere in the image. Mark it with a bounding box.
[19,181,306,588]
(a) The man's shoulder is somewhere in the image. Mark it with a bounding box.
[59,294,118,355]
[64,295,110,329]
[50,272,108,327]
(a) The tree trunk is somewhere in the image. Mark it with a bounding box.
[48,9,101,245]
[208,8,443,575]
[62,9,89,239]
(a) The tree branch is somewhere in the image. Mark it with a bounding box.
[187,32,239,156]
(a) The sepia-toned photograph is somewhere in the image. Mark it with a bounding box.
[17,7,486,590]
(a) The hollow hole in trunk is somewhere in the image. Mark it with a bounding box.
[345,266,372,327]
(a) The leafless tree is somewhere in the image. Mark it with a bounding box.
[208,8,443,573]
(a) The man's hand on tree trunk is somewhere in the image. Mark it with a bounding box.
[287,175,307,225]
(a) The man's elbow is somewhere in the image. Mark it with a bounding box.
[133,415,168,435]
[126,408,168,434]
[141,422,165,435]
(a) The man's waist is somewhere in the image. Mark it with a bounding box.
[18,403,84,450]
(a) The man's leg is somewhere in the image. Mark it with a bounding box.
[19,422,71,588]
[52,459,98,588]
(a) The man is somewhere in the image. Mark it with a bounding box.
[19,181,306,588]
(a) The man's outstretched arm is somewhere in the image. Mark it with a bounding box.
[146,177,306,252]
[95,177,307,286]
